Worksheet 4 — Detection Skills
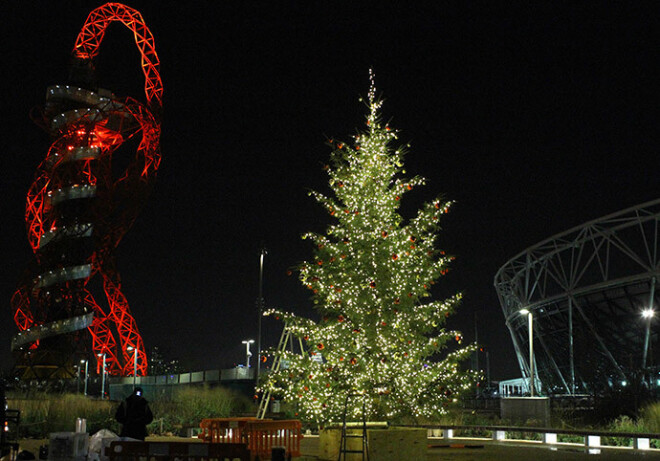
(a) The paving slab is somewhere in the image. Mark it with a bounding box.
[300,435,660,460]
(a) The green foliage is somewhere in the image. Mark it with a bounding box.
[641,401,660,433]
[149,386,253,435]
[9,387,252,438]
[9,394,118,438]
[262,75,476,426]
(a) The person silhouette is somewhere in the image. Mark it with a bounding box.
[115,387,153,441]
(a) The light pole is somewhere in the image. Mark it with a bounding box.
[127,346,138,389]
[81,359,88,396]
[520,308,535,397]
[242,339,254,369]
[256,246,267,380]
[98,353,106,399]
[642,308,654,371]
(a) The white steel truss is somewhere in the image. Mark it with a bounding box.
[495,199,660,395]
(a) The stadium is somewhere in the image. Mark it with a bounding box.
[495,199,660,395]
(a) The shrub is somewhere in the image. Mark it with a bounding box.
[9,394,118,438]
[149,386,253,435]
[641,401,660,433]
[9,386,252,438]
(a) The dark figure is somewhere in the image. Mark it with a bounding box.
[115,387,153,440]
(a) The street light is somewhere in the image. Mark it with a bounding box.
[642,308,655,371]
[127,346,138,389]
[80,359,88,396]
[242,339,255,369]
[97,353,106,399]
[520,308,535,397]
[256,245,267,380]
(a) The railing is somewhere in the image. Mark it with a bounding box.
[421,424,660,451]
[200,418,303,459]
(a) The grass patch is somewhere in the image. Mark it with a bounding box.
[10,386,253,438]
[151,386,252,435]
[9,394,117,438]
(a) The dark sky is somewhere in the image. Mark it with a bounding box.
[0,2,658,380]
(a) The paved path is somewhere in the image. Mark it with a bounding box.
[17,435,660,460]
[300,435,660,460]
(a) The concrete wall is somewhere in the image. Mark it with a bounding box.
[500,397,550,426]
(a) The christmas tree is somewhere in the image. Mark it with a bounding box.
[262,73,476,425]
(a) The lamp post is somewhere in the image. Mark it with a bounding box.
[520,308,535,397]
[242,339,254,369]
[81,359,88,396]
[256,246,267,380]
[642,308,654,371]
[98,353,106,399]
[127,346,138,389]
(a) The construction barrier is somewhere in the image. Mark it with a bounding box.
[199,417,262,443]
[200,418,303,459]
[107,441,250,460]
[244,420,302,459]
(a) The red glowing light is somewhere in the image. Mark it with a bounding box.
[12,3,162,378]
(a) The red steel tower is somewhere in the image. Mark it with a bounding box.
[11,3,162,379]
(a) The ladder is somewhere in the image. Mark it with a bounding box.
[256,322,304,419]
[338,392,368,461]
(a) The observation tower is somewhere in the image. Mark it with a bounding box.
[11,3,162,379]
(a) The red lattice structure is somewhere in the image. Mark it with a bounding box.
[11,3,162,379]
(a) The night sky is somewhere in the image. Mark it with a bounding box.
[0,2,658,381]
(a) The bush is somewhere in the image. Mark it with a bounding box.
[9,394,118,438]
[149,386,253,435]
[9,386,252,438]
[641,401,660,433]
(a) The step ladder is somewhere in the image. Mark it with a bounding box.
[338,392,368,461]
[256,321,305,419]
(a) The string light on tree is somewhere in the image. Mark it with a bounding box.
[260,70,477,426]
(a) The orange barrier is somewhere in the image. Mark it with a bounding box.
[244,420,303,459]
[200,418,302,459]
[199,417,261,443]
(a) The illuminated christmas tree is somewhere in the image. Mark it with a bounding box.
[263,73,476,425]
